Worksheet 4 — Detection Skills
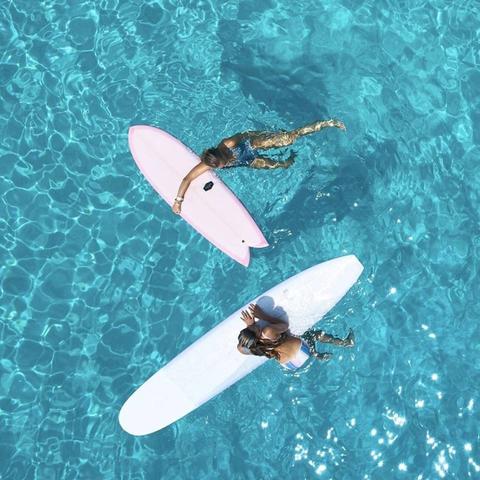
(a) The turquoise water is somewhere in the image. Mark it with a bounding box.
[1,0,479,478]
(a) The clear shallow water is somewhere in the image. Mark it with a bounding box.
[1,0,479,478]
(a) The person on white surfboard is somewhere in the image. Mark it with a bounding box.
[172,119,346,214]
[237,303,354,371]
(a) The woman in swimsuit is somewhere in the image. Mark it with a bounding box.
[237,303,354,371]
[172,119,346,214]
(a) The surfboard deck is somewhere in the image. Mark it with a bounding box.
[119,255,364,435]
[128,125,268,266]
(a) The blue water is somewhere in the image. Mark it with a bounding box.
[1,0,479,478]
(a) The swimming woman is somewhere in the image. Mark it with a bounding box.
[172,119,346,214]
[237,303,354,371]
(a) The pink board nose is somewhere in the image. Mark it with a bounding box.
[128,125,268,266]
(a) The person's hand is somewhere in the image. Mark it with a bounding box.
[172,200,182,214]
[241,308,255,325]
[248,303,264,319]
[248,303,268,320]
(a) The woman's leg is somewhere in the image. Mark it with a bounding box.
[301,332,332,361]
[312,351,333,361]
[247,130,298,150]
[302,328,354,362]
[312,328,355,347]
[250,152,295,170]
[245,119,346,150]
[292,119,346,137]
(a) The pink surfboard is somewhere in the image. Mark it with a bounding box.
[128,125,268,266]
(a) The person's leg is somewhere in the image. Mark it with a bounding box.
[312,351,333,361]
[246,119,346,150]
[250,152,295,170]
[292,119,346,137]
[311,328,355,347]
[301,332,332,361]
[246,130,298,150]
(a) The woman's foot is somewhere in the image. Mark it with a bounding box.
[343,329,355,347]
[324,119,346,131]
[283,151,296,168]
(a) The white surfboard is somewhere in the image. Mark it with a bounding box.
[119,255,364,435]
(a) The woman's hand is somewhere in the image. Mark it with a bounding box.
[248,303,265,319]
[172,200,182,214]
[241,308,255,326]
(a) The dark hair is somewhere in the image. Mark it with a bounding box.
[238,328,257,348]
[200,147,232,168]
[237,328,286,361]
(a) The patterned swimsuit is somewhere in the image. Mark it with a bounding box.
[225,139,258,168]
[282,340,312,371]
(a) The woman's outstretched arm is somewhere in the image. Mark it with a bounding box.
[172,162,211,214]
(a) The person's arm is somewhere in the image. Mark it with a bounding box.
[249,303,286,325]
[246,304,289,340]
[262,323,289,340]
[240,309,255,326]
[172,162,211,214]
